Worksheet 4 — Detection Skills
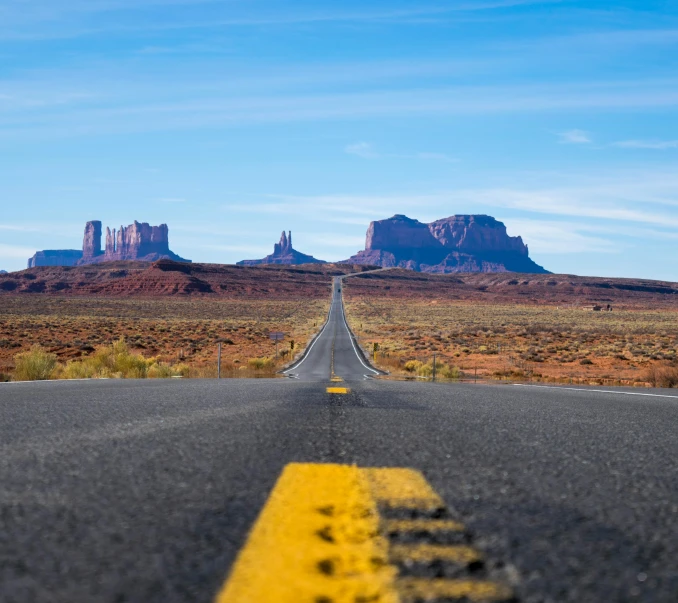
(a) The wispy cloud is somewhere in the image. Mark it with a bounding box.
[612,139,678,149]
[6,78,678,142]
[500,219,619,254]
[345,141,378,159]
[557,129,592,144]
[344,142,457,163]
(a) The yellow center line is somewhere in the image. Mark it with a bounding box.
[215,463,514,603]
[326,387,350,394]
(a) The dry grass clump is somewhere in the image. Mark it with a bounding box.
[13,345,58,380]
[12,340,185,381]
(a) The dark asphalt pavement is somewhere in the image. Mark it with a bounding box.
[283,277,381,381]
[1,286,677,602]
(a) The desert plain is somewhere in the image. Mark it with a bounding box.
[1,261,678,386]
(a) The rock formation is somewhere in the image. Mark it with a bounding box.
[93,221,187,264]
[343,214,548,274]
[27,220,190,268]
[237,231,326,266]
[81,220,103,262]
[27,250,83,268]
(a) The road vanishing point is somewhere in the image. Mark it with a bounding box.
[2,277,677,602]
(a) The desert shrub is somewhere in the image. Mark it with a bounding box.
[174,363,191,378]
[147,363,174,379]
[645,365,678,388]
[247,356,275,370]
[13,345,58,381]
[439,364,462,379]
[59,360,97,380]
[404,360,423,373]
[580,358,594,365]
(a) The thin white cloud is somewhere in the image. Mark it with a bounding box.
[613,139,678,150]
[500,219,618,254]
[344,143,457,163]
[558,129,592,144]
[6,79,678,142]
[345,142,379,159]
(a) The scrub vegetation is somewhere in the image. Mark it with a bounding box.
[0,296,328,381]
[344,295,678,386]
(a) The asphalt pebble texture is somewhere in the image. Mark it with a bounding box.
[1,377,678,602]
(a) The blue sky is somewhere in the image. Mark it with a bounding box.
[2,0,678,279]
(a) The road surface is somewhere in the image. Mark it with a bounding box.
[1,283,677,602]
[283,277,381,381]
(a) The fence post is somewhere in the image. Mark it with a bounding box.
[217,342,221,379]
[432,353,436,382]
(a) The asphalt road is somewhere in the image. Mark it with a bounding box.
[283,277,381,381]
[1,286,677,602]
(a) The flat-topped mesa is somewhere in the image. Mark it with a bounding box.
[428,215,528,255]
[344,214,548,274]
[237,230,325,266]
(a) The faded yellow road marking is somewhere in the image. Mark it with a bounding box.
[216,464,514,603]
[390,543,482,564]
[363,467,444,511]
[397,578,514,602]
[326,387,350,394]
[383,519,465,534]
[330,376,344,382]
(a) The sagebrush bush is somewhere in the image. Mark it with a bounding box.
[247,357,275,370]
[13,345,58,381]
[645,365,678,388]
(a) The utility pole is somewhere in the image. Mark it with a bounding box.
[432,353,436,382]
[217,342,221,379]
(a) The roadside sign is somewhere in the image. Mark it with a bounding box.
[269,332,285,341]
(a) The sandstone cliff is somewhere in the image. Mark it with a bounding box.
[238,231,326,266]
[93,221,187,264]
[28,220,190,268]
[343,214,548,274]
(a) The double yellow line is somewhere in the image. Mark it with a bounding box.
[216,463,513,602]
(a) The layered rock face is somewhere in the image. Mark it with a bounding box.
[238,231,326,266]
[96,222,185,263]
[81,220,103,262]
[27,250,83,268]
[28,220,190,268]
[343,214,548,274]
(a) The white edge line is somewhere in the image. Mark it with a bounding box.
[282,292,335,374]
[340,297,380,375]
[513,383,678,399]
